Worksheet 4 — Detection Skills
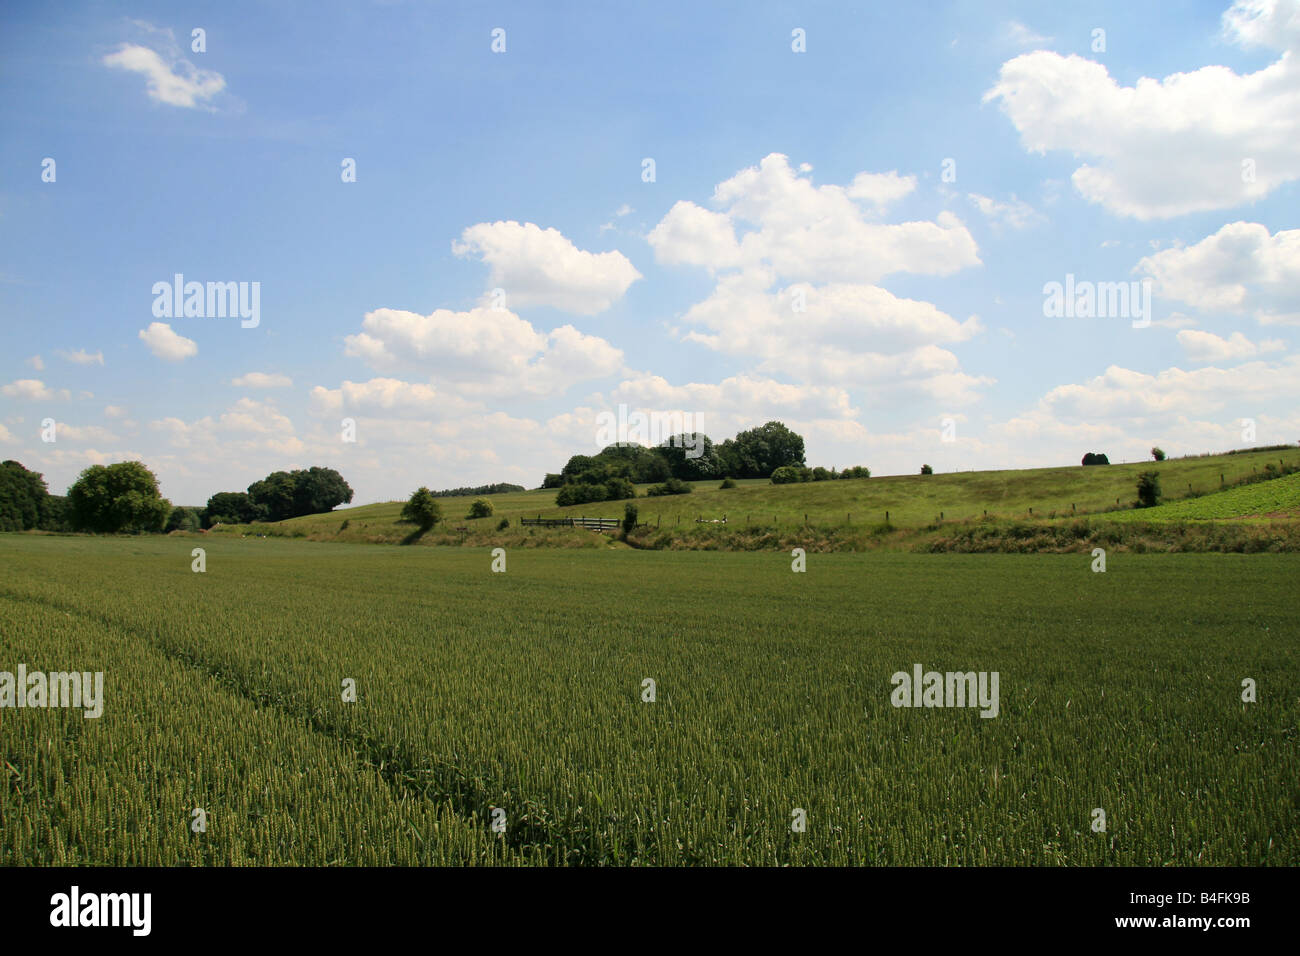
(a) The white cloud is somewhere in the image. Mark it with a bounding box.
[52,423,120,443]
[231,372,293,389]
[967,193,1043,231]
[102,37,226,109]
[1136,222,1300,324]
[104,405,127,418]
[342,305,622,398]
[149,398,301,456]
[985,0,1300,219]
[308,378,478,418]
[649,153,979,283]
[139,322,198,361]
[845,170,917,207]
[1176,328,1285,362]
[55,348,104,366]
[25,355,43,371]
[452,221,641,314]
[2,379,71,401]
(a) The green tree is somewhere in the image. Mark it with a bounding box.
[1136,471,1162,508]
[622,500,638,536]
[165,506,201,532]
[726,422,806,478]
[401,487,442,530]
[203,491,262,527]
[770,465,802,485]
[468,498,494,518]
[920,464,934,475]
[1151,447,1166,462]
[67,461,171,533]
[0,460,49,531]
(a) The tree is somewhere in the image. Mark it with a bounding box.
[1082,452,1110,466]
[165,506,201,532]
[658,433,722,480]
[1136,471,1162,508]
[67,461,171,533]
[1151,447,1166,462]
[726,422,806,478]
[401,487,442,530]
[0,460,49,531]
[203,491,262,527]
[468,498,494,518]
[246,467,353,521]
[920,464,934,475]
[646,477,692,497]
[622,501,638,536]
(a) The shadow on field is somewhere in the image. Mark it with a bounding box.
[399,527,427,546]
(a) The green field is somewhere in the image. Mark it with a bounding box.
[2,535,1294,865]
[212,448,1300,548]
[1107,472,1300,522]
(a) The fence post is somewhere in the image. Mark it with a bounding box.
[885,510,889,523]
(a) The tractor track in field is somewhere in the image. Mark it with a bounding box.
[0,583,649,864]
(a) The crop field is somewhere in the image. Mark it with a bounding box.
[1106,472,1300,523]
[1,534,1295,866]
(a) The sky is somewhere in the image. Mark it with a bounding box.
[1,0,1298,506]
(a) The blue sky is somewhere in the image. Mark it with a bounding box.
[2,0,1298,505]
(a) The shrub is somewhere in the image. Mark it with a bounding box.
[1151,447,1166,462]
[840,465,871,479]
[467,498,494,518]
[719,477,737,489]
[770,465,802,485]
[920,464,934,475]
[496,517,509,530]
[1082,452,1110,466]
[556,482,609,507]
[604,477,636,501]
[646,477,692,496]
[622,501,638,535]
[400,487,442,530]
[1136,471,1162,508]
[811,466,831,481]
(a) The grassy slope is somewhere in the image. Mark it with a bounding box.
[210,448,1300,546]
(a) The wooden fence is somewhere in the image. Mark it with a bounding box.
[519,515,622,531]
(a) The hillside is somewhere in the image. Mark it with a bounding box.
[203,448,1300,550]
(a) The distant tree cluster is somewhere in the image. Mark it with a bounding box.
[203,467,353,526]
[1081,452,1110,466]
[0,460,67,531]
[431,483,525,498]
[546,421,867,505]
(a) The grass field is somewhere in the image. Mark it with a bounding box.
[2,534,1294,865]
[209,448,1300,548]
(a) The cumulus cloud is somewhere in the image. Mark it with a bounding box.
[649,153,979,283]
[139,322,197,361]
[150,397,300,455]
[101,23,226,109]
[342,305,622,398]
[984,0,1300,219]
[2,379,71,401]
[1006,20,1053,47]
[55,348,104,366]
[1177,328,1285,362]
[25,356,44,371]
[452,221,641,314]
[1136,222,1300,324]
[231,372,293,389]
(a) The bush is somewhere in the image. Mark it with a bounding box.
[840,465,871,479]
[496,517,509,530]
[164,506,200,532]
[401,487,442,530]
[604,477,636,501]
[719,477,737,489]
[1082,452,1110,466]
[556,482,609,507]
[770,465,802,485]
[646,477,692,496]
[811,466,831,481]
[622,501,638,535]
[467,498,494,518]
[920,464,934,475]
[1136,471,1162,508]
[1151,447,1166,462]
